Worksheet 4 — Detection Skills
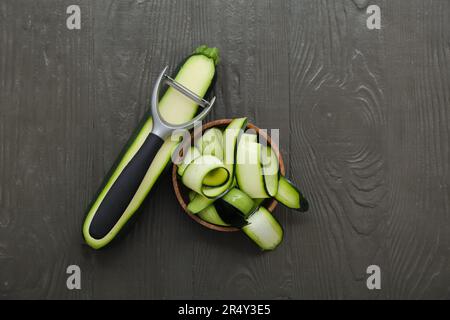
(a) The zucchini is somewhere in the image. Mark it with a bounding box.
[187,191,215,214]
[242,207,283,250]
[275,176,309,212]
[213,188,255,228]
[203,167,229,187]
[223,118,248,168]
[198,205,229,227]
[261,145,279,197]
[179,117,308,250]
[177,146,201,176]
[214,200,248,228]
[209,117,247,195]
[236,140,270,198]
[210,187,283,249]
[253,198,266,207]
[221,188,255,217]
[83,45,219,249]
[181,155,230,198]
[200,128,224,160]
[240,132,258,144]
[183,118,247,199]
[182,118,246,204]
[195,188,289,250]
[235,133,280,198]
[188,191,228,226]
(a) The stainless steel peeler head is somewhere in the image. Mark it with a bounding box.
[151,66,216,139]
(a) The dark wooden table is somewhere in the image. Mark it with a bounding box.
[1,0,449,299]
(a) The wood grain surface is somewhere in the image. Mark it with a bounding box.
[0,0,449,299]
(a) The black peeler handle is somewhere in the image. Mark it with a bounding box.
[88,133,164,240]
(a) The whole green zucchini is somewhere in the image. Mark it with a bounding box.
[83,45,219,249]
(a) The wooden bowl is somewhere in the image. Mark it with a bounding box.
[172,119,285,232]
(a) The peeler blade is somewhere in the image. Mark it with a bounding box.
[150,66,216,138]
[164,74,213,109]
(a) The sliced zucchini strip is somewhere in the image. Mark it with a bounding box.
[188,191,229,226]
[236,140,270,198]
[221,188,255,217]
[242,207,283,250]
[212,188,256,227]
[198,205,229,227]
[187,192,216,214]
[261,145,279,197]
[203,168,229,187]
[253,198,266,207]
[177,146,201,176]
[186,118,247,198]
[240,132,258,144]
[275,176,309,212]
[200,128,224,160]
[223,118,248,167]
[214,199,248,228]
[181,155,229,198]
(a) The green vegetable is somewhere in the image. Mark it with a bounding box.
[188,191,229,226]
[261,145,279,197]
[236,139,270,198]
[177,146,201,176]
[178,117,309,251]
[181,155,230,198]
[242,207,283,250]
[83,45,219,249]
[275,176,309,212]
[199,128,224,160]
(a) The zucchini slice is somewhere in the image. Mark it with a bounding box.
[186,179,238,214]
[198,205,229,227]
[221,188,255,217]
[242,207,283,250]
[240,132,258,144]
[214,200,248,228]
[187,192,216,214]
[212,188,255,228]
[200,128,224,160]
[275,176,309,212]
[261,145,279,197]
[83,45,219,249]
[177,146,201,176]
[223,118,248,167]
[181,155,230,198]
[188,191,229,226]
[189,117,247,198]
[253,198,266,207]
[236,140,270,198]
[203,167,229,187]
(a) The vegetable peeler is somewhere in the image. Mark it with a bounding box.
[87,66,216,240]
